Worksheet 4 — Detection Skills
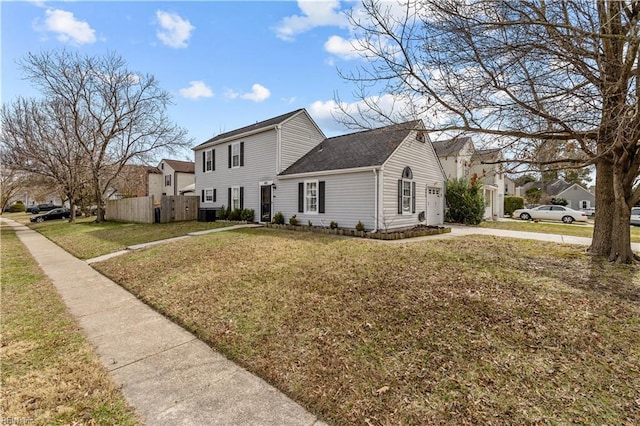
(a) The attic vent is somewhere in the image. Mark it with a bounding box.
[416,131,425,142]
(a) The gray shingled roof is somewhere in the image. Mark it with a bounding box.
[279,121,422,176]
[545,179,573,196]
[432,137,472,157]
[472,148,501,163]
[195,109,305,148]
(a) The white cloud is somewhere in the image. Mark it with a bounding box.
[156,10,194,48]
[179,81,213,99]
[226,84,271,102]
[324,35,361,60]
[42,9,96,44]
[274,0,349,41]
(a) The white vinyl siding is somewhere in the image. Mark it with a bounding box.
[194,129,278,213]
[381,130,446,228]
[279,112,325,172]
[276,172,376,229]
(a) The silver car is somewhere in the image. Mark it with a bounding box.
[512,205,589,224]
[631,208,640,226]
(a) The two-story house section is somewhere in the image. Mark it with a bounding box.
[193,109,326,223]
[433,137,505,219]
[158,159,195,196]
[277,120,446,230]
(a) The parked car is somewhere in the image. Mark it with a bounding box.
[30,208,71,223]
[631,207,640,226]
[26,203,63,214]
[512,205,588,224]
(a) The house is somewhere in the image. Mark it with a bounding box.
[108,164,162,199]
[193,109,446,230]
[159,159,195,197]
[432,137,505,219]
[504,176,517,196]
[519,178,595,210]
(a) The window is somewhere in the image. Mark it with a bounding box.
[580,200,590,209]
[165,175,171,186]
[402,181,412,213]
[305,180,318,213]
[232,186,241,210]
[229,142,244,168]
[204,149,214,172]
[398,166,415,215]
[204,189,214,203]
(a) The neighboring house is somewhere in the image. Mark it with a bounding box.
[432,137,505,219]
[193,108,447,230]
[159,159,195,196]
[504,176,517,196]
[519,179,595,210]
[110,164,162,199]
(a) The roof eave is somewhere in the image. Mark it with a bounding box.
[278,165,380,179]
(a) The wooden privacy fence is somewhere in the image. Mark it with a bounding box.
[106,195,199,223]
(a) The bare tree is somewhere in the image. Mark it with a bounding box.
[0,158,27,213]
[337,0,640,262]
[1,98,89,222]
[15,50,191,222]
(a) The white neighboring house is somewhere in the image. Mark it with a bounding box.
[518,179,595,211]
[193,108,447,230]
[432,137,505,219]
[158,159,195,197]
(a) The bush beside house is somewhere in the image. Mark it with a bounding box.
[445,178,485,225]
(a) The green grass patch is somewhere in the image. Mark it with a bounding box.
[25,216,235,259]
[480,219,640,243]
[91,228,640,425]
[0,226,140,425]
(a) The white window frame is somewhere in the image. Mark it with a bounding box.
[232,186,241,210]
[165,175,171,186]
[204,188,214,203]
[231,143,241,169]
[205,149,213,172]
[305,180,318,214]
[580,200,590,209]
[402,179,412,214]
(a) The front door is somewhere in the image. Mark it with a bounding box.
[260,185,272,223]
[426,187,443,225]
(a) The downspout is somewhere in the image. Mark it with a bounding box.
[276,124,282,174]
[373,169,379,232]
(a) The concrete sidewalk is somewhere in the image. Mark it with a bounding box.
[3,219,326,426]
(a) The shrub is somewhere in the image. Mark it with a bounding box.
[217,205,228,220]
[240,209,255,222]
[550,197,568,206]
[229,208,242,221]
[330,221,338,229]
[504,196,525,216]
[272,211,285,225]
[355,220,365,232]
[445,178,485,225]
[289,214,299,226]
[7,201,26,212]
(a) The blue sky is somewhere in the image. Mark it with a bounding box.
[1,0,380,162]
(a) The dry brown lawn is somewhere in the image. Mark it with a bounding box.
[91,228,640,425]
[0,226,139,425]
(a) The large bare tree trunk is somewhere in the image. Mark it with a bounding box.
[589,160,614,256]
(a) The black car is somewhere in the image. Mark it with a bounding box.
[30,208,71,223]
[26,203,63,214]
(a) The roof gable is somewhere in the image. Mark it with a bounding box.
[279,120,422,176]
[195,108,306,149]
[162,159,195,174]
[432,137,473,157]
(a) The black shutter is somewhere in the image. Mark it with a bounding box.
[213,189,216,202]
[240,142,244,167]
[398,180,403,214]
[240,187,244,209]
[319,181,325,213]
[212,149,215,171]
[202,151,206,172]
[412,182,416,213]
[228,145,232,168]
[298,182,304,213]
[228,187,231,209]
[201,189,204,202]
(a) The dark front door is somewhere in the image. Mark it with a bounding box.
[260,185,272,223]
